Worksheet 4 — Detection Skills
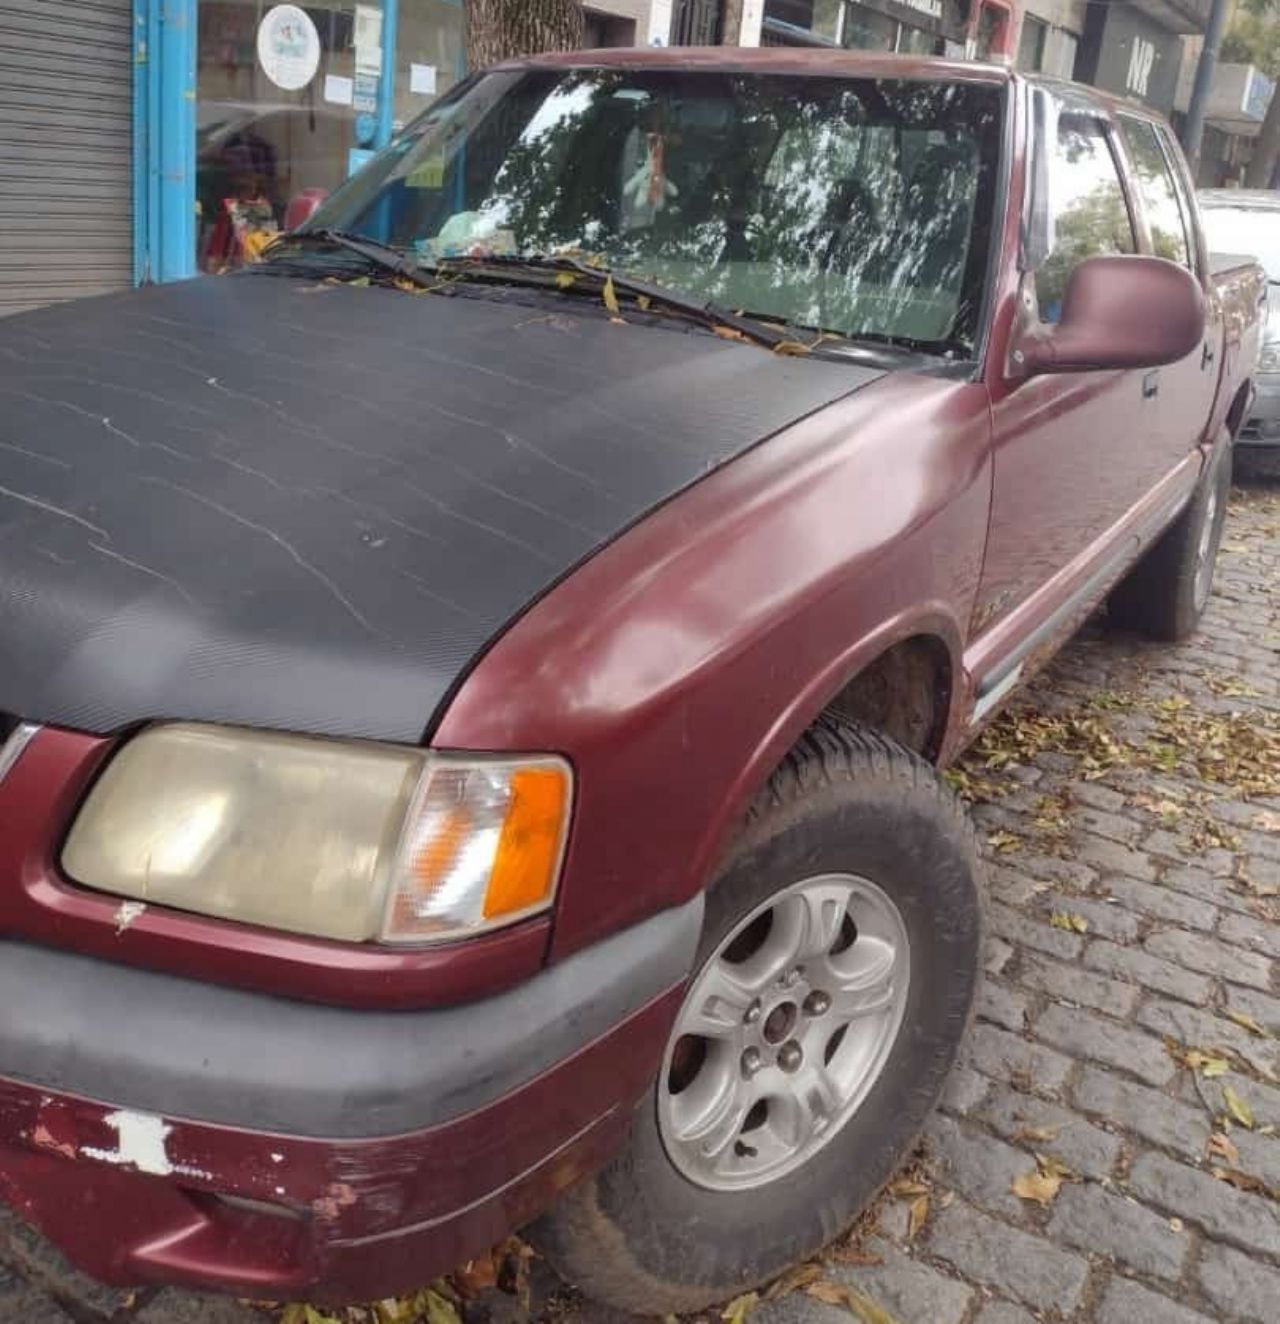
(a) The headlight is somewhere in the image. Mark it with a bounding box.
[61,724,571,945]
[1260,342,1280,373]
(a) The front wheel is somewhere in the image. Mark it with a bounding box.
[530,719,984,1314]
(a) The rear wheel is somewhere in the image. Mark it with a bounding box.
[1108,438,1232,641]
[530,718,983,1313]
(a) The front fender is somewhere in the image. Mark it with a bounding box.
[435,372,993,959]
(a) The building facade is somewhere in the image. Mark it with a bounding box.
[0,0,656,316]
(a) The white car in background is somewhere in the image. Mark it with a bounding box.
[1200,189,1280,466]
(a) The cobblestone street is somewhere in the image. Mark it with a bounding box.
[3,477,1277,1324]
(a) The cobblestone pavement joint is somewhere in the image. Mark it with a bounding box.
[3,481,1277,1323]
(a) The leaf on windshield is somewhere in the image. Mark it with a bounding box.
[602,276,620,315]
[555,272,577,290]
[713,325,751,343]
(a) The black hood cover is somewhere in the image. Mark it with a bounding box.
[0,276,881,741]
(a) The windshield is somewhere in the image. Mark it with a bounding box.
[1201,205,1280,281]
[307,68,1005,353]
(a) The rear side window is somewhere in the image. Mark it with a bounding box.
[1119,116,1193,269]
[1036,113,1135,322]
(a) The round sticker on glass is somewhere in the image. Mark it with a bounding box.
[257,5,321,92]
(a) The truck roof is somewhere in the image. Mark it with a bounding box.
[499,45,1011,84]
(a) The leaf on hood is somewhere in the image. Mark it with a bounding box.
[804,1279,899,1324]
[1207,1132,1241,1166]
[907,1194,929,1242]
[1050,910,1089,934]
[602,275,620,314]
[1223,1084,1255,1129]
[1226,1009,1269,1038]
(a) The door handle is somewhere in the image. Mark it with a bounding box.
[1142,370,1160,399]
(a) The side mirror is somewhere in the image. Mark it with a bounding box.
[1013,254,1205,377]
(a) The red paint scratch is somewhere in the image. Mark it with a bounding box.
[311,1181,358,1220]
[30,1124,77,1161]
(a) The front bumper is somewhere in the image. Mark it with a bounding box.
[1240,372,1280,446]
[0,897,700,1303]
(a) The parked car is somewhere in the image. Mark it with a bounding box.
[1199,188,1279,462]
[0,49,1265,1314]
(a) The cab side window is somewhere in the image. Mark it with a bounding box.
[1118,116,1193,268]
[1036,113,1136,323]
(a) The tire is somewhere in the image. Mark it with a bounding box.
[530,718,984,1314]
[1108,438,1232,642]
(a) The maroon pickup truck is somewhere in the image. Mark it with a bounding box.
[0,48,1265,1313]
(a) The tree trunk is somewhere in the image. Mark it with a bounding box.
[1245,85,1280,188]
[466,0,584,69]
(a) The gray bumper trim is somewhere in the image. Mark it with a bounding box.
[0,895,702,1139]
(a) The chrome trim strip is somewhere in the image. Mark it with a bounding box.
[0,723,39,786]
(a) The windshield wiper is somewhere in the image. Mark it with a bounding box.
[432,253,792,350]
[263,229,431,285]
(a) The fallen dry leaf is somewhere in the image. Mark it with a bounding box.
[1223,1084,1256,1129]
[1050,911,1089,934]
[1011,1153,1079,1207]
[1211,1166,1270,1196]
[987,830,1023,853]
[907,1194,929,1242]
[721,1291,759,1324]
[1207,1132,1241,1166]
[805,1279,899,1324]
[1226,1009,1269,1038]
[602,276,620,315]
[1012,1125,1062,1144]
[888,1178,930,1198]
[763,1263,823,1301]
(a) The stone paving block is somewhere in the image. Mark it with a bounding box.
[974,1085,1121,1180]
[1068,781,1128,813]
[974,1302,1038,1324]
[1127,1151,1280,1257]
[1136,997,1280,1080]
[1036,893,1140,943]
[1012,853,1099,891]
[1190,1073,1280,1130]
[1233,1126,1280,1188]
[0,1208,135,1320]
[988,902,1083,961]
[1016,952,1138,1019]
[987,867,1050,908]
[940,1063,991,1117]
[1162,864,1257,915]
[1196,1237,1280,1324]
[1099,876,1218,931]
[1220,982,1280,1035]
[984,935,1015,976]
[962,1023,1074,1094]
[1045,1183,1188,1281]
[1071,806,1144,847]
[1070,833,1159,882]
[133,1291,268,1323]
[975,981,1029,1033]
[1217,908,1280,960]
[1095,1276,1215,1324]
[927,1200,1088,1313]
[1034,1005,1175,1087]
[1071,1065,1210,1160]
[924,1115,1032,1221]
[1143,928,1273,989]
[0,1286,76,1322]
[1083,939,1214,1005]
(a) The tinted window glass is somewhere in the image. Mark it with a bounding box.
[1119,117,1192,268]
[1036,114,1135,322]
[311,70,1005,352]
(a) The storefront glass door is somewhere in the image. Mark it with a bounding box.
[196,1,463,272]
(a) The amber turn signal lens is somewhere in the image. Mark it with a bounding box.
[383,756,572,944]
[483,767,570,919]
